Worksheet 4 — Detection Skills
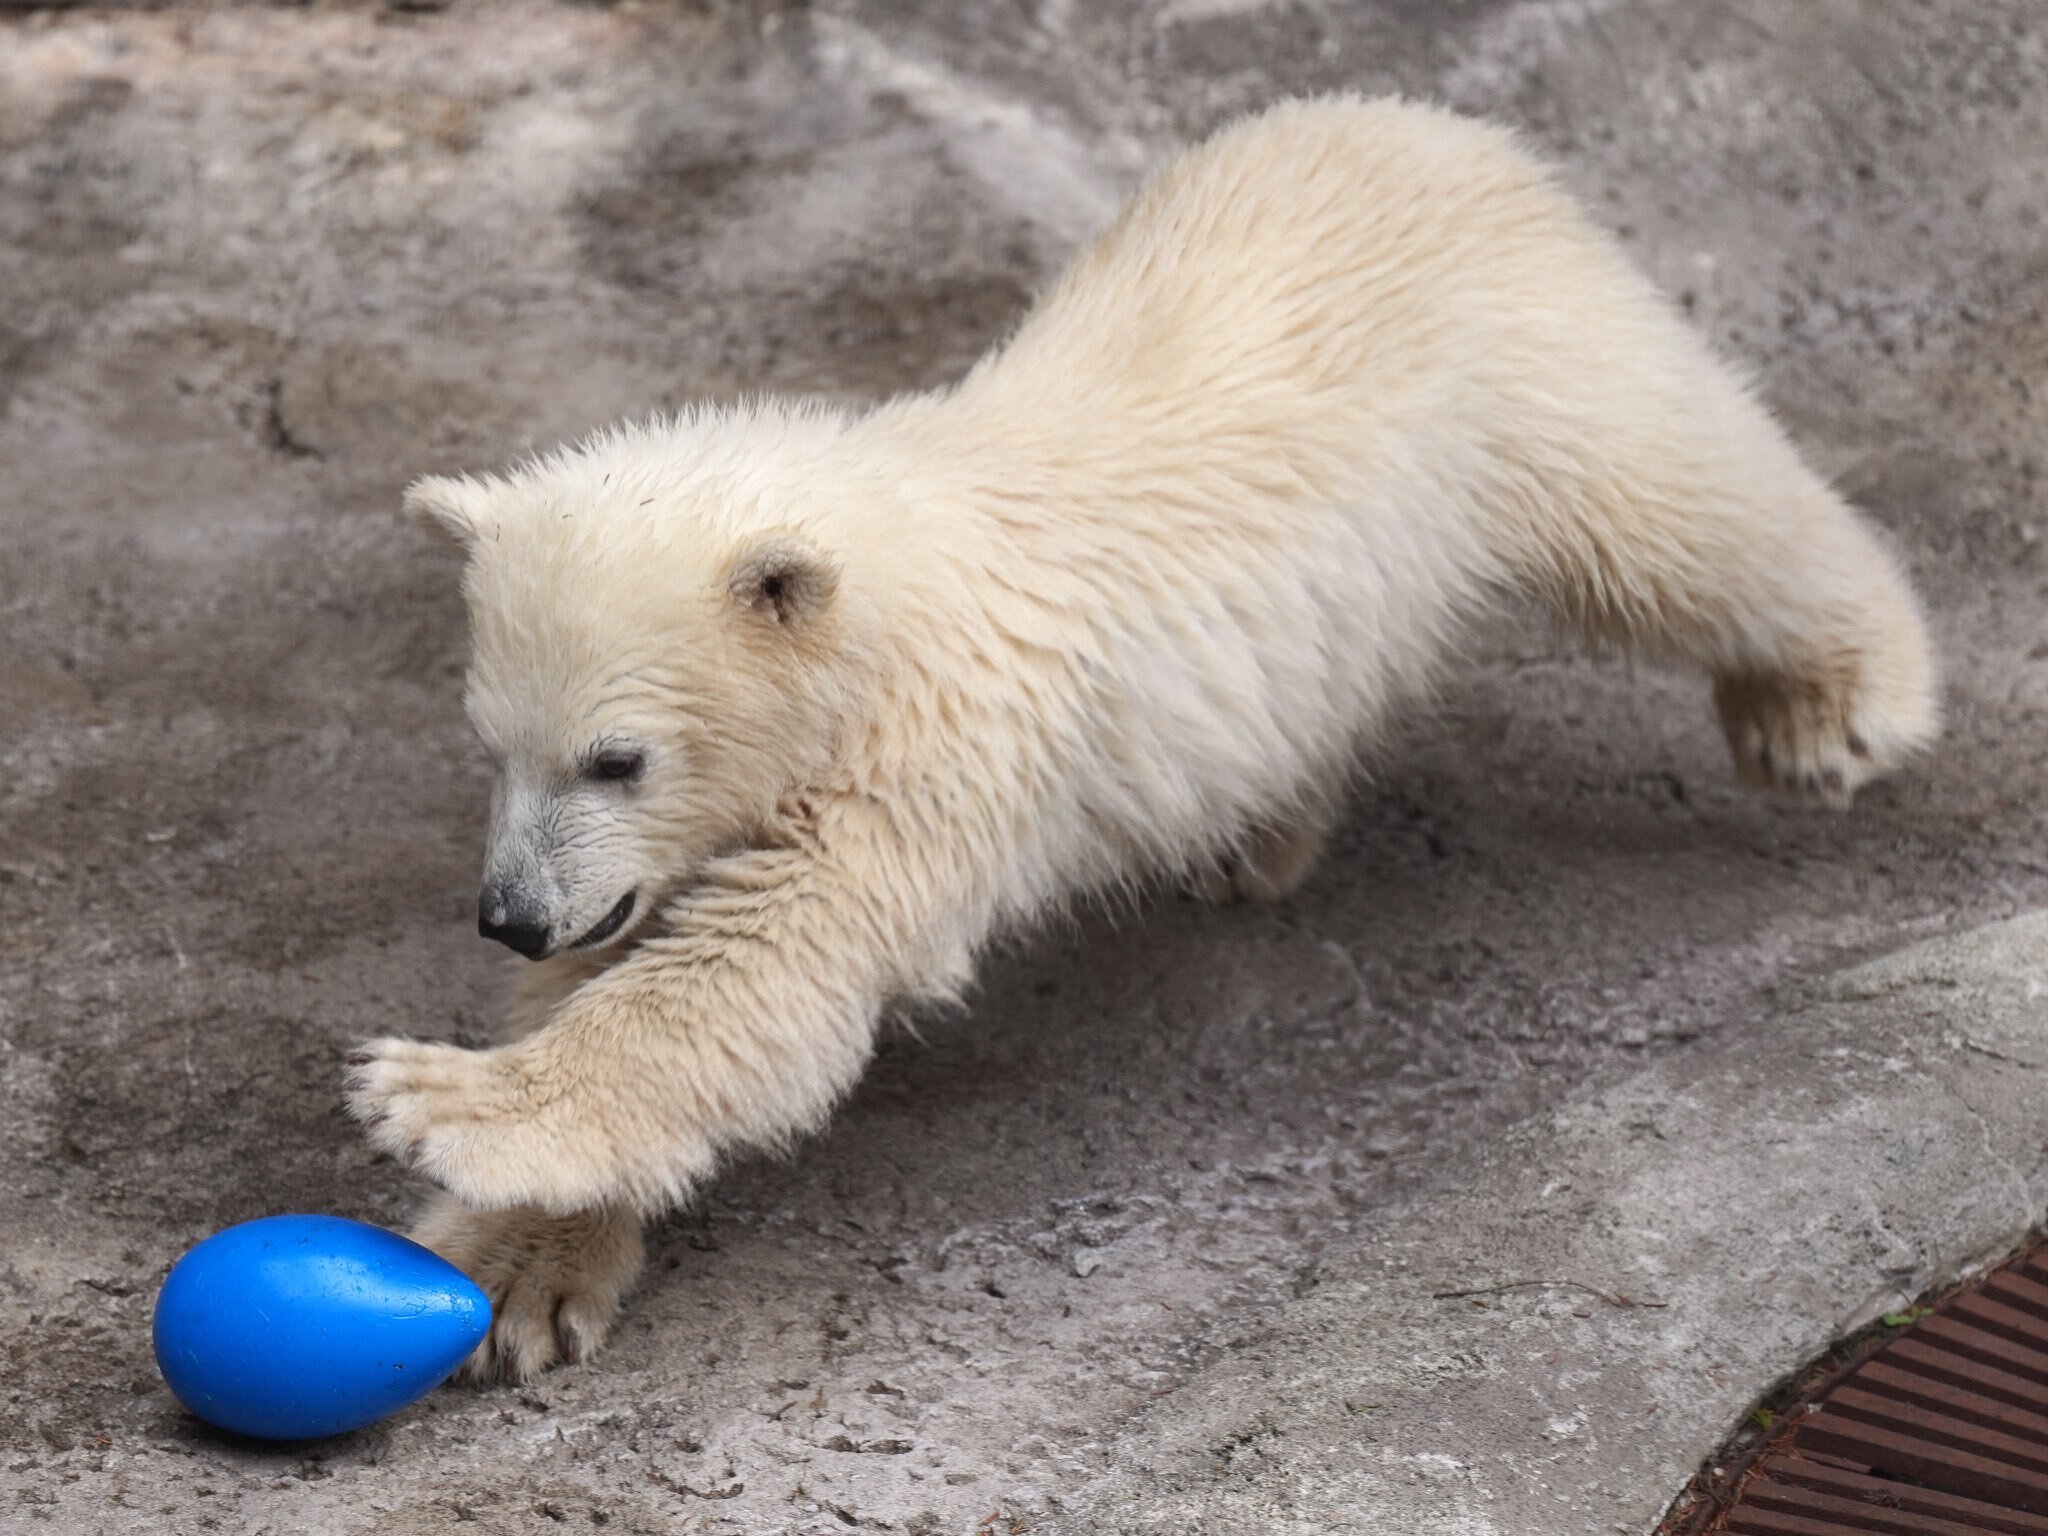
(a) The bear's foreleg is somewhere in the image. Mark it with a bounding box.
[404,951,648,1381]
[409,1195,644,1381]
[347,799,934,1217]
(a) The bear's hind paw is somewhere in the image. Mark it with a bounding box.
[1712,657,1935,809]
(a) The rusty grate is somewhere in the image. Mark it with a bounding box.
[1667,1239,2048,1534]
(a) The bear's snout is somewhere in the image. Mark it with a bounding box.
[478,883,551,960]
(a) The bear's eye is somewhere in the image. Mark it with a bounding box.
[586,749,646,784]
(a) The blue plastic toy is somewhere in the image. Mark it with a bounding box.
[153,1214,491,1439]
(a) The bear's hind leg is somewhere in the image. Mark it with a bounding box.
[1195,781,1343,904]
[1527,468,1937,807]
[1688,498,1938,808]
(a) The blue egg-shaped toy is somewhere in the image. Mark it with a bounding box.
[153,1215,491,1439]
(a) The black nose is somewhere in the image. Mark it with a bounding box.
[478,888,551,959]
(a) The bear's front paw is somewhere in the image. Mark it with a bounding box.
[409,1193,645,1384]
[344,1038,611,1212]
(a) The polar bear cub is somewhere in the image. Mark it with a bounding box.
[348,97,1936,1380]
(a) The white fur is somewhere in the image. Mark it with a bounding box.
[353,97,1937,1379]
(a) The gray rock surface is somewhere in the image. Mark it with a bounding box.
[1,3,2044,1534]
[1070,913,2048,1534]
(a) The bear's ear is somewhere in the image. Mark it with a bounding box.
[402,474,494,552]
[727,535,839,630]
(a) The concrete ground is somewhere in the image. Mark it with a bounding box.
[1,2,2044,1533]
[1080,913,2048,1534]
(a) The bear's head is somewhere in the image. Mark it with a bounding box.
[404,415,873,961]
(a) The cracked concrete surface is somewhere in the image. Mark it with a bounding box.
[1,2,2045,1534]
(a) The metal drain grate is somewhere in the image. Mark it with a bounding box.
[1673,1241,2048,1534]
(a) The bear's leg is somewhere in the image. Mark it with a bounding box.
[347,800,925,1216]
[1196,783,1343,904]
[1527,474,1937,808]
[405,951,646,1381]
[1699,513,1934,807]
[409,1193,644,1383]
